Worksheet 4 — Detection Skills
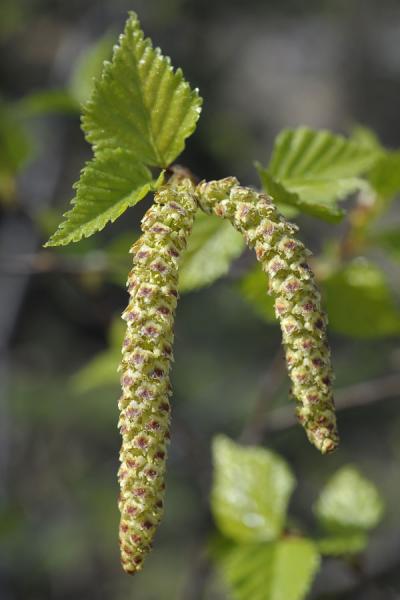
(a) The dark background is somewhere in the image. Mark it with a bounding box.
[1,1,400,598]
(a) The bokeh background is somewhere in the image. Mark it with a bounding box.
[1,0,400,598]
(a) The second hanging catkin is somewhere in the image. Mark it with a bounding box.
[197,177,339,454]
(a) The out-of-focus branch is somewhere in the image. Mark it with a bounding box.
[264,372,400,433]
[0,251,114,275]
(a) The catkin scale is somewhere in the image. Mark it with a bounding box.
[197,177,339,454]
[118,180,197,574]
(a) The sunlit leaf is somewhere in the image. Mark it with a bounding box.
[218,538,320,600]
[82,11,202,167]
[314,466,384,534]
[179,211,245,292]
[256,167,345,223]
[257,127,380,221]
[211,436,295,543]
[46,12,202,246]
[45,151,162,246]
[323,259,400,338]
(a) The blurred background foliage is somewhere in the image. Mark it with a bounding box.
[1,0,400,599]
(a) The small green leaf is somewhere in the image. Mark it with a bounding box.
[82,11,202,167]
[316,532,368,556]
[45,151,163,246]
[211,436,296,543]
[179,211,245,292]
[239,265,276,323]
[69,32,114,105]
[256,167,345,223]
[350,126,382,151]
[16,89,79,117]
[257,127,381,221]
[218,538,320,600]
[368,151,400,199]
[314,466,384,534]
[73,318,124,393]
[269,127,380,181]
[0,100,31,202]
[323,259,400,338]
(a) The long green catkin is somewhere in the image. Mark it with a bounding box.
[196,177,339,454]
[118,179,197,574]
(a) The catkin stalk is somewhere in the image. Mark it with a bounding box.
[118,179,197,574]
[197,177,339,454]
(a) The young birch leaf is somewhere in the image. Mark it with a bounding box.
[179,211,245,292]
[82,11,202,167]
[368,151,400,200]
[257,127,380,221]
[218,538,320,600]
[211,436,295,543]
[256,167,345,223]
[46,12,202,246]
[45,151,161,246]
[323,259,400,338]
[314,466,384,534]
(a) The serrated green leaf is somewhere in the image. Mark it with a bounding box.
[179,211,245,292]
[269,127,380,180]
[314,466,384,534]
[256,167,345,223]
[46,12,202,246]
[82,11,202,167]
[316,532,368,556]
[239,265,276,323]
[211,436,296,543]
[45,151,163,246]
[218,538,320,600]
[322,259,400,338]
[257,127,381,221]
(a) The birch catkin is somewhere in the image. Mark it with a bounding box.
[118,179,197,574]
[197,177,339,454]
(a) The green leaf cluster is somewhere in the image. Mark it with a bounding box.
[210,436,384,599]
[46,12,202,247]
[256,127,381,222]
